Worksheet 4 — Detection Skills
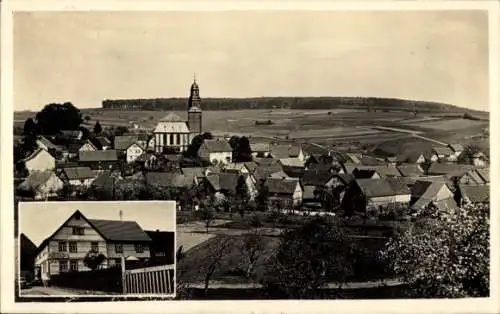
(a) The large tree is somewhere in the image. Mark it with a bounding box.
[23,118,38,136]
[35,102,83,134]
[94,121,102,134]
[458,144,482,165]
[381,203,489,298]
[229,136,253,162]
[261,217,354,298]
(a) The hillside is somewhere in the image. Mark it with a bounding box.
[102,96,487,116]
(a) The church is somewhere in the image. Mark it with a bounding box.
[152,78,203,153]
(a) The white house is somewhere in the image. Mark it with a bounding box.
[78,140,98,152]
[126,142,145,164]
[17,170,64,200]
[22,148,56,174]
[198,139,233,165]
[35,210,152,280]
[57,167,97,187]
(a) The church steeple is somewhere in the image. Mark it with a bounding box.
[188,74,201,109]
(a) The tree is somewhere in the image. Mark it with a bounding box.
[381,203,489,298]
[35,102,83,134]
[458,144,482,165]
[229,136,253,162]
[94,121,102,134]
[238,232,266,279]
[114,126,129,137]
[23,118,37,136]
[261,217,354,299]
[83,250,106,271]
[84,115,91,122]
[235,175,249,213]
[184,134,204,159]
[200,236,231,295]
[256,184,269,211]
[196,199,217,233]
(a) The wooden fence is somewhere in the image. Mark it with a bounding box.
[122,264,175,295]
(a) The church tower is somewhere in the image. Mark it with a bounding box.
[187,75,202,142]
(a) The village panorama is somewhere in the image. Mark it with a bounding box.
[14,78,489,300]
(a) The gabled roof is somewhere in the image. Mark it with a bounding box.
[250,143,270,152]
[154,113,190,133]
[22,148,53,163]
[60,166,96,180]
[448,144,464,153]
[254,157,279,166]
[91,171,122,189]
[37,136,62,151]
[223,163,249,173]
[205,172,240,193]
[81,139,98,150]
[199,139,232,153]
[462,169,488,185]
[159,112,185,122]
[253,163,284,182]
[350,165,401,178]
[432,146,454,156]
[243,161,258,173]
[79,150,118,162]
[95,136,112,147]
[344,153,361,164]
[353,169,379,179]
[476,168,490,183]
[127,141,145,151]
[302,170,334,187]
[114,135,141,150]
[411,181,452,210]
[427,163,475,177]
[459,184,490,204]
[355,178,410,198]
[145,172,190,188]
[279,158,305,168]
[88,219,152,242]
[396,151,425,163]
[397,164,424,177]
[264,177,300,195]
[332,173,355,185]
[269,144,301,159]
[17,170,58,191]
[359,155,385,166]
[269,170,291,179]
[432,198,459,212]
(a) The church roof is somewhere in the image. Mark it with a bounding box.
[159,112,186,122]
[154,113,190,133]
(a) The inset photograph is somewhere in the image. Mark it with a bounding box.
[17,201,176,298]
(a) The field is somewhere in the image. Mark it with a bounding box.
[14,107,489,155]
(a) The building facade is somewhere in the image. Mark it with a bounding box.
[35,211,152,279]
[22,148,56,174]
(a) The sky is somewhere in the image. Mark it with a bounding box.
[14,10,489,111]
[19,201,176,247]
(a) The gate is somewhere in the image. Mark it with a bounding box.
[122,264,175,295]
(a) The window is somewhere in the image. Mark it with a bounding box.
[91,242,99,252]
[69,242,78,253]
[176,134,181,145]
[58,241,67,252]
[70,260,78,272]
[169,134,174,145]
[72,227,84,235]
[59,260,68,273]
[115,244,123,253]
[135,244,144,253]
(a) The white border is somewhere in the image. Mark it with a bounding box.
[17,201,177,299]
[2,1,499,314]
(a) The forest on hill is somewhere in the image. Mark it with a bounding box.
[102,96,483,114]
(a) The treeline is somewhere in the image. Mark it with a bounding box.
[102,97,473,113]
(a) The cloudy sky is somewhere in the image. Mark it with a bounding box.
[14,10,489,111]
[20,201,176,247]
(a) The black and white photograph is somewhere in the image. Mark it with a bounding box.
[1,0,498,313]
[17,201,176,298]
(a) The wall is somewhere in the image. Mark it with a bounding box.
[367,195,411,208]
[208,152,232,165]
[126,144,144,163]
[25,150,55,173]
[69,178,94,187]
[106,242,151,260]
[292,183,303,206]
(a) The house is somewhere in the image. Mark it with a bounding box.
[145,172,191,191]
[35,210,152,279]
[458,184,489,206]
[396,164,424,177]
[60,130,83,140]
[135,152,159,170]
[301,170,335,188]
[61,143,82,160]
[126,142,145,164]
[302,185,322,210]
[78,139,98,152]
[200,172,241,197]
[396,151,426,164]
[222,163,250,175]
[410,181,455,211]
[250,143,271,158]
[95,136,112,150]
[269,144,305,161]
[17,170,64,200]
[57,166,97,187]
[279,157,306,178]
[426,163,475,178]
[264,177,303,210]
[90,171,123,196]
[22,148,56,174]
[181,167,207,186]
[472,152,488,167]
[448,144,464,158]
[252,163,284,184]
[429,146,455,162]
[79,150,119,170]
[36,136,62,153]
[341,178,411,214]
[459,168,490,186]
[198,139,233,165]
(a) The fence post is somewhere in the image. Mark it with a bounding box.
[121,256,126,294]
